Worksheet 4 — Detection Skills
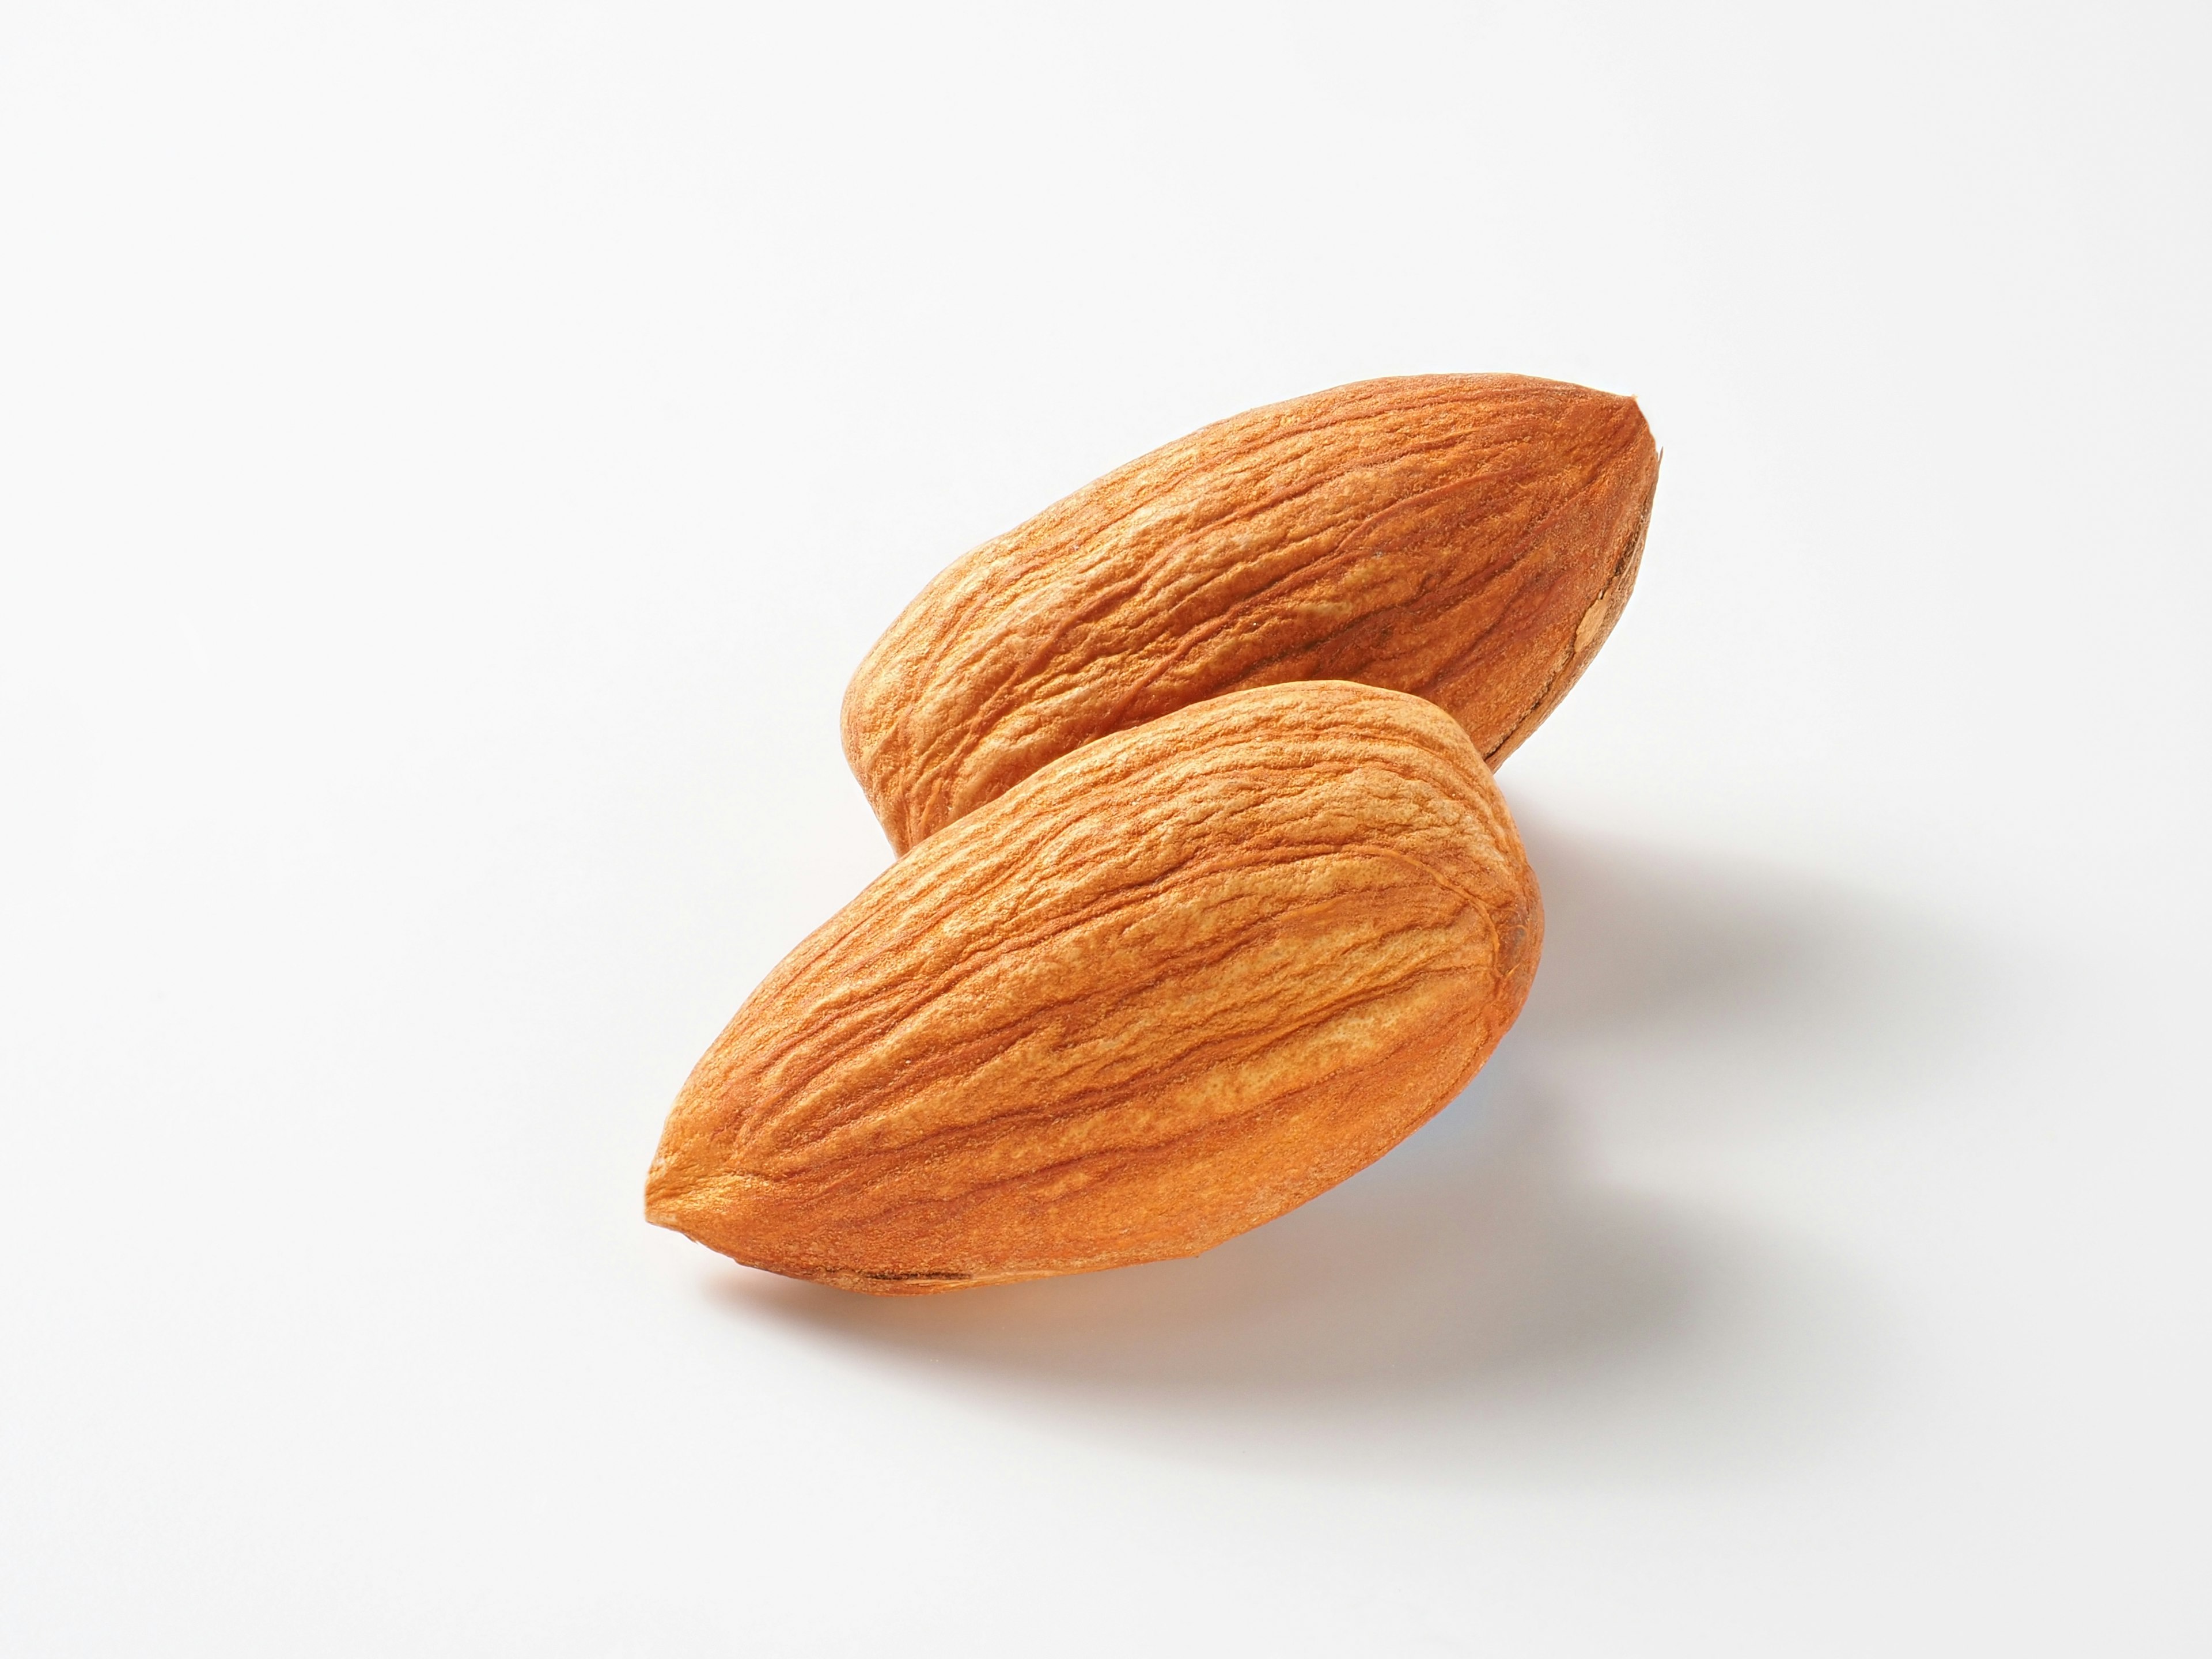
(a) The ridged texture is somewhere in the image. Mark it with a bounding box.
[844,373,1658,853]
[648,681,1541,1294]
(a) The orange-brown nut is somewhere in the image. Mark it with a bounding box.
[844,373,1658,853]
[647,680,1541,1294]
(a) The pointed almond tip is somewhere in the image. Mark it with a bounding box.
[642,1137,696,1232]
[643,1171,721,1255]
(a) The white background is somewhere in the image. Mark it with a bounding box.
[3,3,2206,1653]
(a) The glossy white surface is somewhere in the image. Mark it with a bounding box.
[3,5,2205,1653]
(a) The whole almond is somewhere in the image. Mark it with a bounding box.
[647,680,1541,1294]
[844,373,1657,853]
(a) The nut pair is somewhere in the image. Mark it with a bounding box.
[647,374,1659,1293]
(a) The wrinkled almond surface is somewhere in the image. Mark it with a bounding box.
[647,681,1541,1294]
[844,373,1657,853]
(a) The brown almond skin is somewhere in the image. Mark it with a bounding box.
[844,373,1658,854]
[647,680,1541,1294]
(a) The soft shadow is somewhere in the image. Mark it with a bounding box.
[711,818,1985,1479]
[1511,813,1986,1140]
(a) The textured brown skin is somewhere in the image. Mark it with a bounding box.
[647,681,1541,1294]
[844,373,1658,854]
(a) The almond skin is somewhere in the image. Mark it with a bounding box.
[647,680,1541,1294]
[844,373,1658,854]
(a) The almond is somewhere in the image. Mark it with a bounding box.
[844,373,1657,853]
[647,680,1541,1294]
